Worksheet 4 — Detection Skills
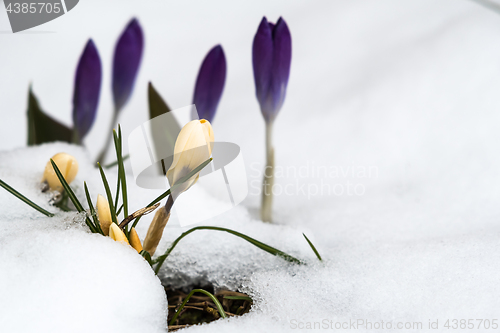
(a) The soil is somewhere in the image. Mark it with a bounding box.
[164,283,253,331]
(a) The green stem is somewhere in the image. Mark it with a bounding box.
[169,289,226,326]
[71,128,81,145]
[0,179,54,217]
[154,226,303,274]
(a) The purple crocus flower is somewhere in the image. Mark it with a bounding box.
[192,45,226,122]
[72,39,102,143]
[252,17,292,122]
[112,18,144,113]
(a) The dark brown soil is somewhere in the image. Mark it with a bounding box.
[165,284,252,331]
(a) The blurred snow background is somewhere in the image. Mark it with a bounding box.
[1,0,500,332]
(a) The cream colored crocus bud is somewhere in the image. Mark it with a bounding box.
[42,153,79,191]
[129,227,143,253]
[109,223,129,244]
[166,119,214,200]
[143,201,172,256]
[96,194,113,236]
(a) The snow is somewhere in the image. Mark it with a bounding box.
[0,145,168,333]
[2,0,500,332]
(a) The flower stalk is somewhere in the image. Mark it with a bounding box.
[96,18,143,163]
[261,121,275,222]
[252,16,292,223]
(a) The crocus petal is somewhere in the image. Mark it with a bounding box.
[42,153,79,191]
[252,17,274,117]
[192,45,227,122]
[269,17,292,117]
[200,119,214,155]
[129,227,143,253]
[112,18,144,112]
[167,120,201,172]
[72,39,102,143]
[97,194,112,236]
[166,119,214,199]
[252,17,292,122]
[109,223,129,244]
[143,207,170,256]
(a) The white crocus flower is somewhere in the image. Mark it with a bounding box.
[166,119,214,200]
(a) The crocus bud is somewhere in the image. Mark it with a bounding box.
[43,153,79,191]
[252,17,292,122]
[192,45,226,122]
[166,119,214,200]
[72,39,102,144]
[96,194,112,236]
[109,223,129,244]
[112,18,144,113]
[129,227,143,253]
[143,204,171,256]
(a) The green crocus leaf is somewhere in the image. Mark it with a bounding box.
[147,82,180,175]
[148,81,171,119]
[27,86,73,145]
